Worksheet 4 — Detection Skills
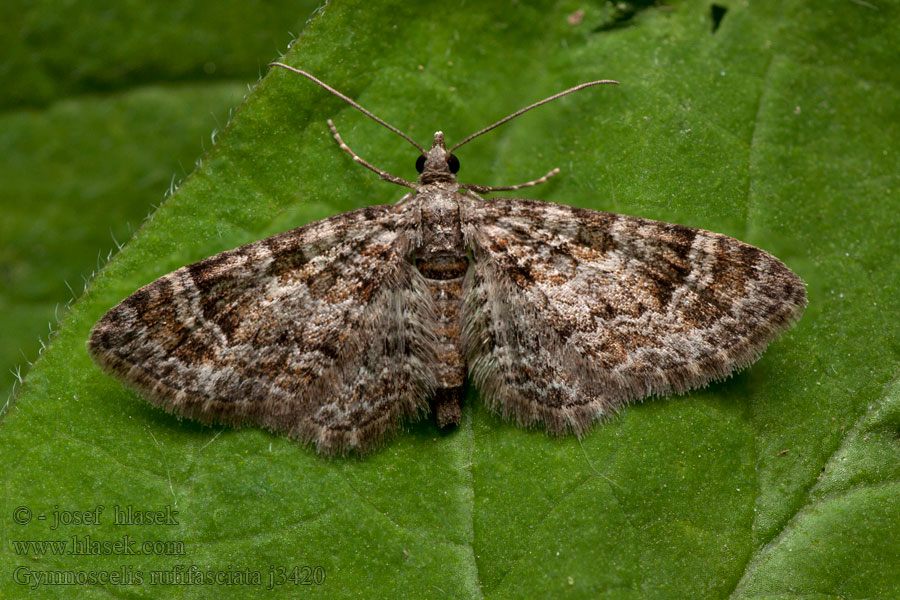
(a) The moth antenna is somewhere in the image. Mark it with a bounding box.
[269,62,425,153]
[449,79,619,152]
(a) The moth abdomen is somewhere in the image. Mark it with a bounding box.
[420,269,467,429]
[414,253,469,280]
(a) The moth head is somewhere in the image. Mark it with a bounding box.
[415,131,460,183]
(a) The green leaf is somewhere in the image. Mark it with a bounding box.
[2,1,899,599]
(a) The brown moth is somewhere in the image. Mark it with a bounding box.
[88,63,806,455]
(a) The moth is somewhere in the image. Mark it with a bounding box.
[88,62,807,455]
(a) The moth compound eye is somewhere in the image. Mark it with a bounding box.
[447,154,460,174]
[415,155,427,173]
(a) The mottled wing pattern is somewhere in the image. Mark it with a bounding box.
[89,204,438,455]
[463,197,806,435]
